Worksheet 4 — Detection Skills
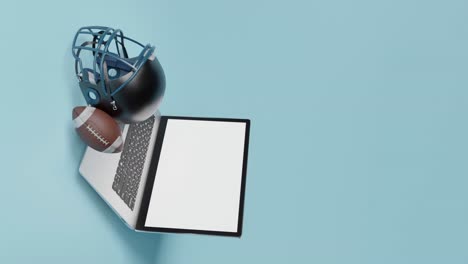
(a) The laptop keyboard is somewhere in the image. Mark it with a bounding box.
[112,116,155,210]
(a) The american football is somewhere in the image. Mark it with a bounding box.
[72,106,123,153]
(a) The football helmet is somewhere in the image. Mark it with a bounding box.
[72,26,165,123]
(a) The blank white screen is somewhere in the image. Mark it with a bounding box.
[144,119,246,232]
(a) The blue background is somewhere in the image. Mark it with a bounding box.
[1,0,468,263]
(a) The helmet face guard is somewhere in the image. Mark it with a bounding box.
[72,26,165,123]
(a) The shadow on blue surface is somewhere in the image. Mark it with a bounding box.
[74,170,163,264]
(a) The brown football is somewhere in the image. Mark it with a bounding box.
[72,106,123,153]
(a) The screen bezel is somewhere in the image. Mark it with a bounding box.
[135,116,250,237]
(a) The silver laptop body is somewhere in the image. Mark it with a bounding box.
[79,113,161,230]
[78,113,250,237]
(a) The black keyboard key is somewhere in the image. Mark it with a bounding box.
[112,116,155,210]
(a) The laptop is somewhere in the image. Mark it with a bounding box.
[79,113,250,237]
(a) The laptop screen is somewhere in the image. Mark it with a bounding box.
[136,116,250,236]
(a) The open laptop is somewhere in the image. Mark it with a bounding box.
[79,113,250,237]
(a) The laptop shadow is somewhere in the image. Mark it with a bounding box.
[75,170,164,264]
